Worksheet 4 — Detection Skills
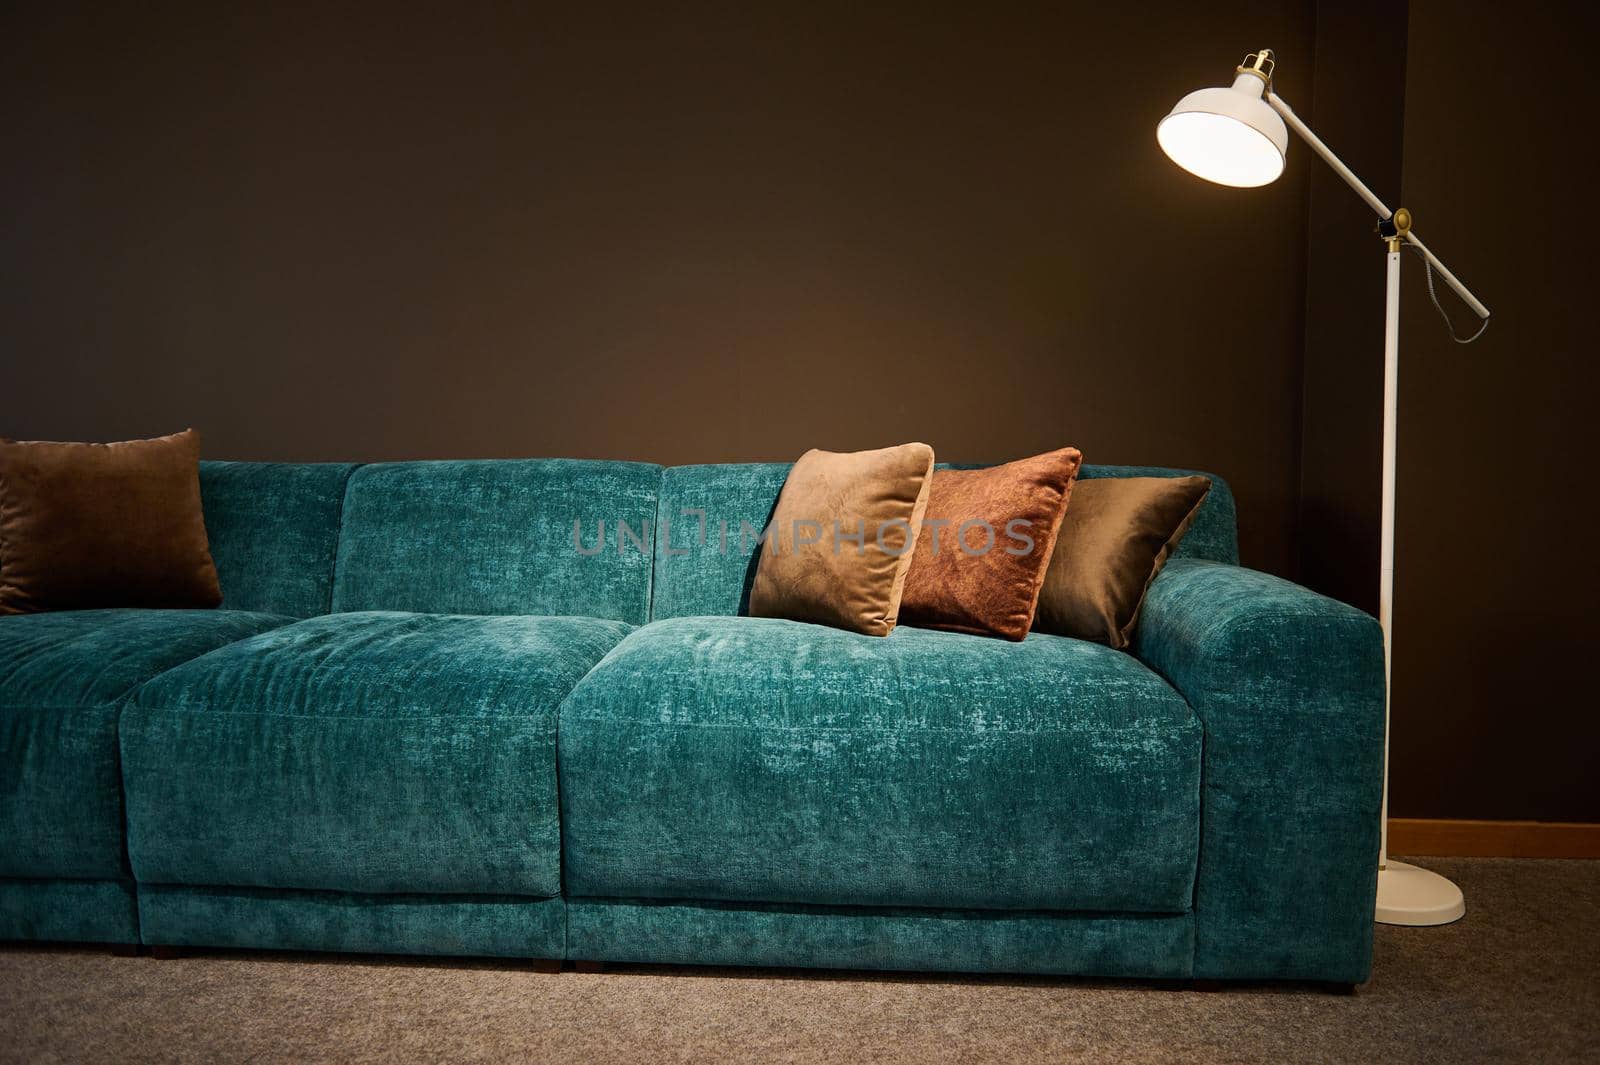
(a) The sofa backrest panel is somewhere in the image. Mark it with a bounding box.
[650,461,1239,620]
[651,462,792,620]
[200,461,358,617]
[331,459,661,622]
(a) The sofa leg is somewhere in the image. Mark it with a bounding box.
[149,945,185,960]
[1189,979,1226,992]
[573,959,606,973]
[529,958,562,974]
[108,943,143,958]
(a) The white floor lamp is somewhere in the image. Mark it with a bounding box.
[1155,49,1489,926]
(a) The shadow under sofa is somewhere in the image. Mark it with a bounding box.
[0,457,1385,985]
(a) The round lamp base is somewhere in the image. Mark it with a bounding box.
[1375,860,1466,926]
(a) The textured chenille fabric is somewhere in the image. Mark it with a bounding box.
[652,463,794,619]
[122,611,632,896]
[900,447,1083,640]
[0,430,221,613]
[0,608,289,883]
[0,877,140,944]
[566,898,1194,978]
[138,884,566,959]
[1133,559,1386,983]
[652,462,1239,622]
[1034,475,1211,648]
[199,461,357,616]
[560,616,1201,912]
[0,447,1390,986]
[331,459,660,622]
[748,444,935,636]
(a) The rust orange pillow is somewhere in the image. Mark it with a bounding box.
[0,429,222,614]
[899,447,1084,641]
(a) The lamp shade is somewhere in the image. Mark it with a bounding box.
[1157,72,1288,188]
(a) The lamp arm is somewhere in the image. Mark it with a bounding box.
[1266,91,1491,321]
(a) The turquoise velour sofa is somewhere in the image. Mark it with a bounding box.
[0,458,1386,984]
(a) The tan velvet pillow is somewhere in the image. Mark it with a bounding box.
[899,447,1083,641]
[1033,475,1211,649]
[0,429,222,615]
[749,443,935,636]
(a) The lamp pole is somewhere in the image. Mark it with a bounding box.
[1380,215,1403,888]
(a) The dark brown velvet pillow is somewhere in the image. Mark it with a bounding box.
[899,447,1084,641]
[0,429,222,614]
[749,442,935,636]
[1033,475,1211,649]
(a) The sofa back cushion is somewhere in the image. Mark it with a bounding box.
[652,461,1238,620]
[331,459,660,622]
[200,461,357,617]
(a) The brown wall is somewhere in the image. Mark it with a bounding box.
[1296,1,1407,613]
[1300,0,1600,822]
[1387,0,1600,820]
[3,3,1595,819]
[1,2,1313,575]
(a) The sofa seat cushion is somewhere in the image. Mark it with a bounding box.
[1,608,291,880]
[122,611,632,896]
[559,616,1203,913]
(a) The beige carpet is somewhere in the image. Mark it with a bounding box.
[3,858,1597,1064]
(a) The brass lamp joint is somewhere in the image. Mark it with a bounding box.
[1235,49,1275,85]
[1378,207,1412,252]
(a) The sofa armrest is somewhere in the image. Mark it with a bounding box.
[1132,558,1386,983]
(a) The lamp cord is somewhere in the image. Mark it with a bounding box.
[1407,242,1488,343]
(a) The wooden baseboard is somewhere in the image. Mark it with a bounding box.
[1388,818,1600,858]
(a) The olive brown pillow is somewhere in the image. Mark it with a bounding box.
[749,442,935,637]
[0,429,222,614]
[899,447,1084,641]
[1033,475,1211,649]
